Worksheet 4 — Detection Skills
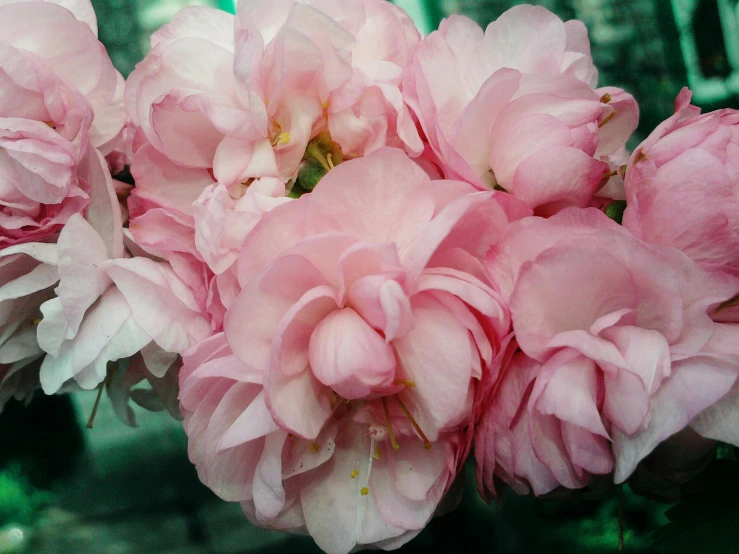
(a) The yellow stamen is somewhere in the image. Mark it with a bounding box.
[272,132,290,146]
[382,397,400,450]
[373,445,382,460]
[322,101,330,110]
[360,487,369,496]
[310,442,320,453]
[31,318,41,325]
[393,379,416,388]
[327,153,335,170]
[600,93,612,104]
[350,469,359,479]
[395,397,432,450]
[599,111,616,128]
[314,151,331,172]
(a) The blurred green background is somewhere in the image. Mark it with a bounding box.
[3,1,739,553]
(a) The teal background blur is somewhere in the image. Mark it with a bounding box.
[3,1,739,553]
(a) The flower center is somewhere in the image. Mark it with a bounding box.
[290,132,344,197]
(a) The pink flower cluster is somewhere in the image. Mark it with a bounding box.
[2,2,738,553]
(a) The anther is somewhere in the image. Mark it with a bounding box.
[350,469,359,478]
[600,93,612,104]
[393,379,416,388]
[272,132,290,146]
[360,487,369,496]
[310,442,320,453]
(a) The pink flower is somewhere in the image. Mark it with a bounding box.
[193,178,291,274]
[0,0,127,247]
[402,6,638,214]
[623,88,739,276]
[180,334,465,553]
[476,208,739,497]
[0,242,58,411]
[127,144,286,328]
[125,0,420,186]
[0,143,122,409]
[37,214,210,395]
[179,148,527,551]
[126,0,422,281]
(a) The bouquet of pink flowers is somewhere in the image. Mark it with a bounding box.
[1,0,737,552]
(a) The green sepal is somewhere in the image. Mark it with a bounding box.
[605,200,627,225]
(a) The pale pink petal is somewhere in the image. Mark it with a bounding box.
[510,241,637,360]
[252,430,289,521]
[308,307,396,399]
[304,148,435,250]
[54,214,110,335]
[691,380,739,445]
[394,294,473,437]
[531,350,608,438]
[512,146,609,214]
[227,254,330,370]
[39,288,131,393]
[266,363,332,440]
[218,390,280,451]
[613,356,739,482]
[300,422,366,554]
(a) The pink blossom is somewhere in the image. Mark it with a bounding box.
[193,178,291,274]
[402,6,638,214]
[623,88,739,276]
[125,0,420,186]
[180,334,465,553]
[0,144,122,408]
[0,242,58,411]
[126,144,285,328]
[0,0,128,247]
[37,214,210,395]
[179,148,527,551]
[477,208,739,497]
[126,0,422,281]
